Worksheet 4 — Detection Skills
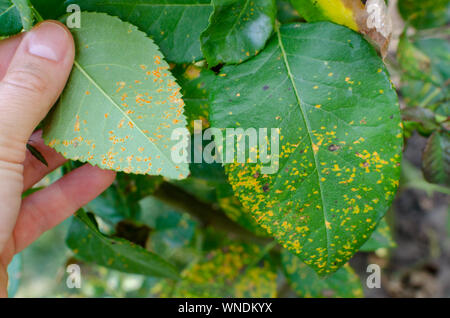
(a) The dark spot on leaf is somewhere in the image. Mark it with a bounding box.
[263,184,270,192]
[114,220,151,248]
[211,63,224,74]
[263,85,269,91]
[328,144,340,152]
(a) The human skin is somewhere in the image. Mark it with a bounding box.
[0,21,116,297]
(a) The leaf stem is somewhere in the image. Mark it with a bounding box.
[32,6,44,23]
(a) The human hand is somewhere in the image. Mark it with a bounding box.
[0,22,116,297]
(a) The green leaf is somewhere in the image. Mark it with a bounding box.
[0,0,27,36]
[43,12,189,180]
[289,0,392,56]
[200,0,276,67]
[85,183,132,225]
[360,217,395,252]
[172,64,215,131]
[87,174,163,225]
[277,0,302,24]
[66,0,213,63]
[155,243,277,297]
[400,36,449,114]
[139,197,197,262]
[66,209,180,279]
[282,249,363,298]
[210,22,403,275]
[422,131,450,186]
[398,0,450,30]
[401,159,450,196]
[397,32,433,83]
[11,0,33,30]
[30,0,66,20]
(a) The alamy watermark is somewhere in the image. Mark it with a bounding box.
[171,120,280,175]
[66,264,81,289]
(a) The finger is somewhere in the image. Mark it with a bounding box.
[0,22,74,254]
[13,165,116,253]
[0,33,24,80]
[23,130,67,191]
[0,21,75,164]
[0,263,7,298]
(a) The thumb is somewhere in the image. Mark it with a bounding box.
[0,21,74,256]
[0,21,75,164]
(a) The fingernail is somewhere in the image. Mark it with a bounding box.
[26,22,69,62]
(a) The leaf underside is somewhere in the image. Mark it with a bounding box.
[210,22,403,275]
[43,12,189,180]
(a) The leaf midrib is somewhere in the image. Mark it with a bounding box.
[73,60,177,171]
[0,4,16,18]
[275,25,331,267]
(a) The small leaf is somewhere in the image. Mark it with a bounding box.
[210,22,403,275]
[43,12,189,179]
[172,64,216,131]
[155,243,277,297]
[66,209,180,279]
[66,0,213,63]
[139,197,197,262]
[200,0,276,67]
[398,0,450,30]
[30,0,66,20]
[26,143,48,166]
[282,249,363,298]
[422,131,450,186]
[397,32,433,83]
[289,0,392,56]
[399,36,449,115]
[86,173,163,225]
[360,217,395,252]
[0,0,27,36]
[277,0,302,24]
[11,0,33,30]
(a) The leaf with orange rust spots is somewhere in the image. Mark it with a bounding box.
[289,0,392,57]
[155,243,277,297]
[282,249,363,297]
[43,13,189,179]
[360,217,395,251]
[210,22,403,275]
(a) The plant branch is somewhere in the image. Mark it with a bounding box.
[153,182,272,244]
